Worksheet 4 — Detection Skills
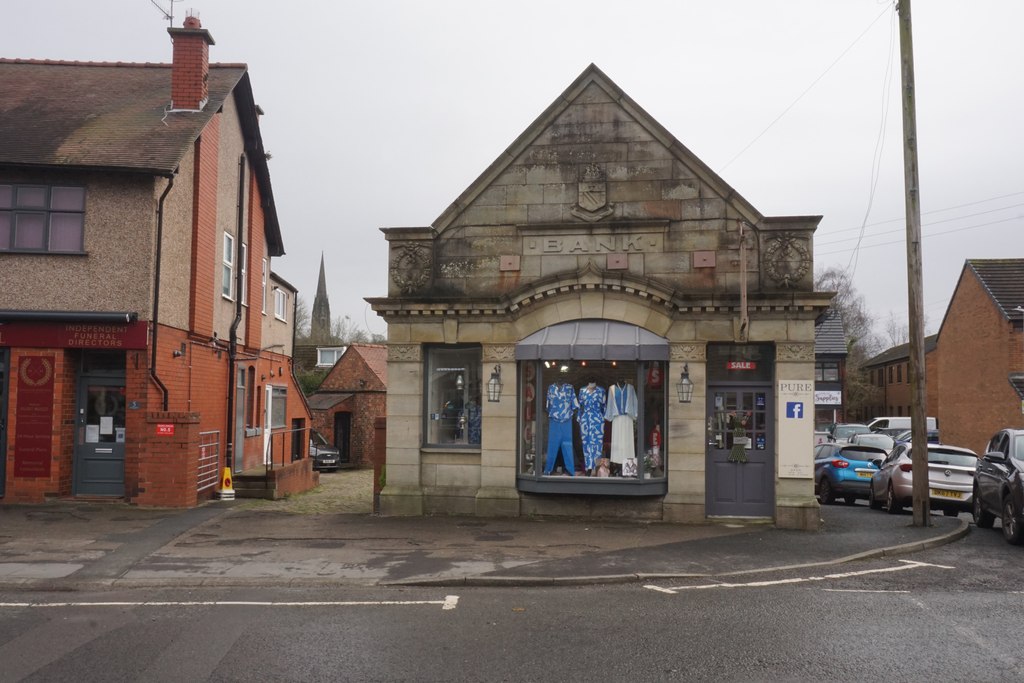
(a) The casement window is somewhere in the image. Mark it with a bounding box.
[261,258,268,315]
[425,345,483,447]
[222,232,235,299]
[0,184,85,253]
[815,361,839,383]
[273,287,287,321]
[269,386,287,429]
[240,242,248,305]
[317,347,345,368]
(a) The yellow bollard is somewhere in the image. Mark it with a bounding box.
[217,466,235,500]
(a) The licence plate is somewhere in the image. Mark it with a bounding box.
[930,488,962,499]
[856,471,873,479]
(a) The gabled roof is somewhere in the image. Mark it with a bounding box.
[966,259,1024,320]
[814,309,847,356]
[863,334,938,369]
[0,59,283,256]
[432,63,765,233]
[348,344,388,385]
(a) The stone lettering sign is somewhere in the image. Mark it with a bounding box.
[524,232,661,255]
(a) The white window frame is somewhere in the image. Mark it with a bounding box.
[274,287,287,321]
[240,242,248,306]
[222,232,235,300]
[261,258,268,315]
[317,347,346,368]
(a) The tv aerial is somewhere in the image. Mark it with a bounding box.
[150,0,184,27]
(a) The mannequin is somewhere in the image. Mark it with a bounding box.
[544,377,578,475]
[576,381,607,474]
[604,380,638,464]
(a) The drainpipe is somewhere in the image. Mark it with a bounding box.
[150,173,175,411]
[226,155,247,470]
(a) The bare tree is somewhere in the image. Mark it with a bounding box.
[294,296,311,340]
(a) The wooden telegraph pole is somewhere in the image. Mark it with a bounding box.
[898,0,930,526]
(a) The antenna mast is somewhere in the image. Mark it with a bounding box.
[149,0,183,27]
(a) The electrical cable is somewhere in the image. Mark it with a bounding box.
[818,190,1024,236]
[719,4,893,173]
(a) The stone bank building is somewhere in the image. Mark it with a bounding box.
[369,65,833,530]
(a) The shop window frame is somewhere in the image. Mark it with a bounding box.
[422,344,483,449]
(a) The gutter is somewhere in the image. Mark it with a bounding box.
[0,311,138,323]
[226,154,247,470]
[150,173,175,411]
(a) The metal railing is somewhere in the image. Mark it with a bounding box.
[197,430,221,492]
[264,425,307,472]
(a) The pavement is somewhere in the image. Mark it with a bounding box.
[0,468,970,591]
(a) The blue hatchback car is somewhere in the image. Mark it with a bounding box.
[814,443,889,505]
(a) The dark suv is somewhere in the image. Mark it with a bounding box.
[973,429,1024,545]
[309,430,342,472]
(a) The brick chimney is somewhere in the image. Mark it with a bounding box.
[167,15,216,111]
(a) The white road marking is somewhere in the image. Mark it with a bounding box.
[0,597,460,610]
[823,589,910,593]
[643,560,953,594]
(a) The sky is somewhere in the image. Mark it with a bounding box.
[4,1,1022,342]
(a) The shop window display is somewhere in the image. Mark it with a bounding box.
[425,346,482,447]
[519,359,666,480]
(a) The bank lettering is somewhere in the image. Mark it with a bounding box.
[526,233,661,255]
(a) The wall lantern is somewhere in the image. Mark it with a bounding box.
[676,363,694,403]
[456,374,464,390]
[487,365,503,402]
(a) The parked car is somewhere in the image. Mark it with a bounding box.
[813,430,831,447]
[892,428,941,444]
[814,443,887,505]
[829,423,872,445]
[868,443,978,516]
[309,430,342,472]
[848,432,895,453]
[972,429,1024,545]
[867,416,938,433]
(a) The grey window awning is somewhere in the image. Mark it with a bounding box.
[515,320,669,361]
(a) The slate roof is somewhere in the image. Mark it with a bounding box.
[814,309,847,356]
[863,334,939,369]
[1010,375,1024,401]
[306,393,353,411]
[967,259,1024,320]
[0,59,283,255]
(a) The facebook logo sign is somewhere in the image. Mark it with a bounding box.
[786,402,804,419]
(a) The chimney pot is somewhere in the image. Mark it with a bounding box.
[183,15,202,29]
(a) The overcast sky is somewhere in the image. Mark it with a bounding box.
[4,1,1022,342]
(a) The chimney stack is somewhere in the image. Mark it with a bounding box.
[167,15,216,111]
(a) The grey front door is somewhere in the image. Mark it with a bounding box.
[706,387,774,517]
[74,378,126,496]
[0,349,7,497]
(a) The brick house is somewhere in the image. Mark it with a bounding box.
[308,344,387,467]
[862,334,939,422]
[0,16,314,506]
[929,260,1024,452]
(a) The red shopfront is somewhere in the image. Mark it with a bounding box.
[0,317,148,500]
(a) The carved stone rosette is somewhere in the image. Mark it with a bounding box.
[763,232,810,289]
[483,344,516,362]
[669,343,706,362]
[388,344,422,362]
[390,244,432,295]
[776,342,814,362]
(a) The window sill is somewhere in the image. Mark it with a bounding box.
[422,445,482,454]
[517,475,667,497]
[0,250,87,256]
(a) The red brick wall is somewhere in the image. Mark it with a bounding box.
[244,175,265,349]
[312,347,387,467]
[170,29,210,110]
[134,411,202,507]
[189,117,220,338]
[936,272,1023,452]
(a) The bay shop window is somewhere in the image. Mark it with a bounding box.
[515,321,669,496]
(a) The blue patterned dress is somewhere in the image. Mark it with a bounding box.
[577,384,607,471]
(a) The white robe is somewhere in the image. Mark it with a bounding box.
[605,382,638,464]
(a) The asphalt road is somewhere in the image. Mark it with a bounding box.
[1,519,1020,682]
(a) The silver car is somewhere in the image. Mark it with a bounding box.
[868,443,978,516]
[848,432,895,453]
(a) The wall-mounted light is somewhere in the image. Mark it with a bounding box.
[677,363,694,403]
[456,374,464,390]
[172,342,186,358]
[487,365,503,402]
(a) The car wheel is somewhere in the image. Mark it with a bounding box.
[886,484,902,514]
[843,496,857,506]
[868,485,883,510]
[1002,498,1023,545]
[819,478,836,505]
[973,490,995,529]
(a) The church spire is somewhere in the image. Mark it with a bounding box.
[311,252,332,343]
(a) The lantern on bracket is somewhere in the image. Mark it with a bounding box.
[487,365,503,402]
[676,363,694,403]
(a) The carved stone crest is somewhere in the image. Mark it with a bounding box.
[483,344,516,362]
[764,233,810,288]
[388,344,422,362]
[670,343,707,362]
[571,163,614,222]
[391,244,431,294]
[776,343,814,362]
